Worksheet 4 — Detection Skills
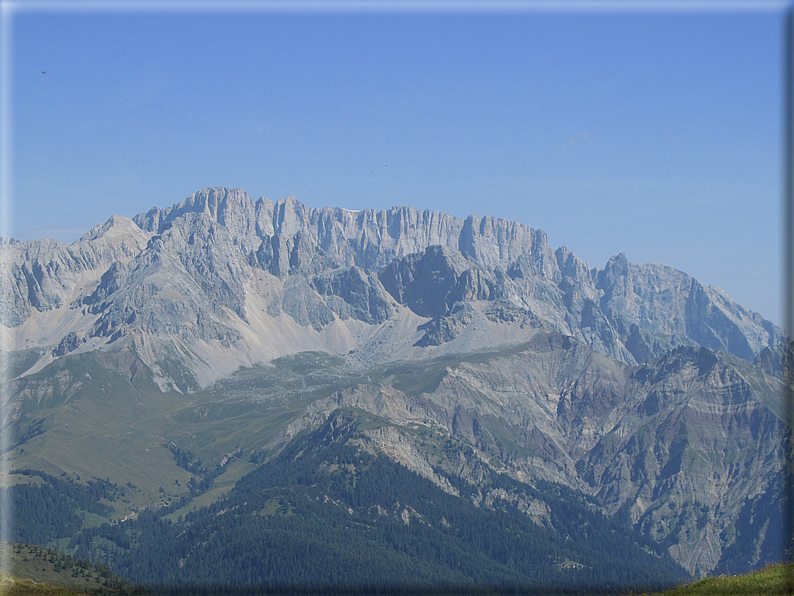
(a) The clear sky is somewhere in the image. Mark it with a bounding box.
[2,1,787,324]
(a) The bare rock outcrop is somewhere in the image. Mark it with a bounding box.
[1,187,783,389]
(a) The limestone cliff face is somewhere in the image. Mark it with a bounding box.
[378,245,499,319]
[133,189,467,273]
[1,186,782,386]
[593,254,778,362]
[0,216,150,327]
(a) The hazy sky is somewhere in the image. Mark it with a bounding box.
[3,1,787,324]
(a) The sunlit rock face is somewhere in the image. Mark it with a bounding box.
[3,186,780,382]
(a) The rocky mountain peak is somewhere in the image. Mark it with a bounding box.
[133,187,257,236]
[1,187,783,387]
[78,214,145,244]
[273,195,309,238]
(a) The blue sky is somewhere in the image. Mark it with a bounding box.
[2,1,786,324]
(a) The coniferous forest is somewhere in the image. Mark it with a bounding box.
[7,409,690,595]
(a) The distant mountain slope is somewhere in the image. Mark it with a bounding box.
[72,408,689,594]
[3,333,787,578]
[285,333,788,577]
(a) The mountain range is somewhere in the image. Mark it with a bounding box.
[0,187,789,592]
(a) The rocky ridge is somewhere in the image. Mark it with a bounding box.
[0,187,781,389]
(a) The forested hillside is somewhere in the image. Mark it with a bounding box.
[57,409,689,594]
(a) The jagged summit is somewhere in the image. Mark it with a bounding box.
[79,214,145,243]
[1,186,782,387]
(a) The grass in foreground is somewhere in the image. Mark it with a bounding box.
[645,562,794,595]
[0,543,147,596]
[0,573,88,595]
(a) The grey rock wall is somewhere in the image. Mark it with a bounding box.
[1,187,783,386]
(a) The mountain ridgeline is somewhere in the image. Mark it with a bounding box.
[0,187,788,592]
[2,187,780,381]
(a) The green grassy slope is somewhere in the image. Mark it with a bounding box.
[4,349,370,518]
[643,563,793,596]
[0,542,146,595]
[0,574,88,596]
[5,344,531,522]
